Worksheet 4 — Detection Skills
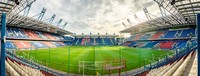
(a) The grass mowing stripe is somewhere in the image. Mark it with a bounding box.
[16,46,173,75]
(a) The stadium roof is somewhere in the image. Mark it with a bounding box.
[0,0,73,35]
[7,14,73,35]
[120,0,200,34]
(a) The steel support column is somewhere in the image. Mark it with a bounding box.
[197,13,200,76]
[0,13,6,76]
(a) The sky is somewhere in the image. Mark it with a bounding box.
[28,0,162,36]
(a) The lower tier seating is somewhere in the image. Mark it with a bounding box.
[146,52,196,76]
[142,42,158,48]
[6,58,45,76]
[122,41,131,46]
[159,41,175,49]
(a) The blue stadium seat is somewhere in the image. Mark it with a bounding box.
[90,38,94,45]
[77,38,83,45]
[179,28,195,37]
[104,38,112,45]
[128,42,136,47]
[12,28,28,38]
[31,42,47,48]
[142,41,158,48]
[127,35,135,41]
[6,41,15,49]
[174,40,187,49]
[140,34,151,40]
[7,27,14,38]
[163,30,177,38]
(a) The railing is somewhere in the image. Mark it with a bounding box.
[126,39,197,76]
[5,50,67,76]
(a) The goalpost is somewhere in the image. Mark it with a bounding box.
[78,61,104,75]
[78,59,126,75]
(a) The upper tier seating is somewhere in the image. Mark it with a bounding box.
[6,28,13,38]
[163,30,177,38]
[159,41,175,49]
[179,28,195,37]
[140,34,151,40]
[127,35,135,41]
[52,34,65,40]
[14,28,27,38]
[37,32,49,39]
[150,32,164,40]
[133,35,141,40]
[43,33,56,40]
[24,30,41,39]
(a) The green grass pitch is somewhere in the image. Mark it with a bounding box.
[16,46,173,75]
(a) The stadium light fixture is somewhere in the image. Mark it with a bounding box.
[9,0,20,5]
[171,0,175,5]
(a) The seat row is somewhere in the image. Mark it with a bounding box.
[74,38,115,45]
[127,28,196,41]
[5,27,66,41]
[6,41,66,50]
[146,52,196,76]
[6,58,44,76]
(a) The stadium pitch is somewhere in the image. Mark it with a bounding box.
[16,46,173,75]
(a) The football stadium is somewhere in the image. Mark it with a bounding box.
[0,0,199,76]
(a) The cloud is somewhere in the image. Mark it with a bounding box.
[27,0,160,35]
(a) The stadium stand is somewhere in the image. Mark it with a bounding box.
[140,34,151,40]
[163,30,177,38]
[146,51,196,76]
[174,40,187,49]
[128,42,136,47]
[133,35,142,41]
[150,31,164,40]
[179,28,195,37]
[6,42,15,49]
[13,41,32,50]
[72,37,116,46]
[159,41,175,49]
[24,30,41,40]
[122,41,131,46]
[6,58,45,76]
[42,42,57,47]
[122,28,196,50]
[142,41,158,48]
